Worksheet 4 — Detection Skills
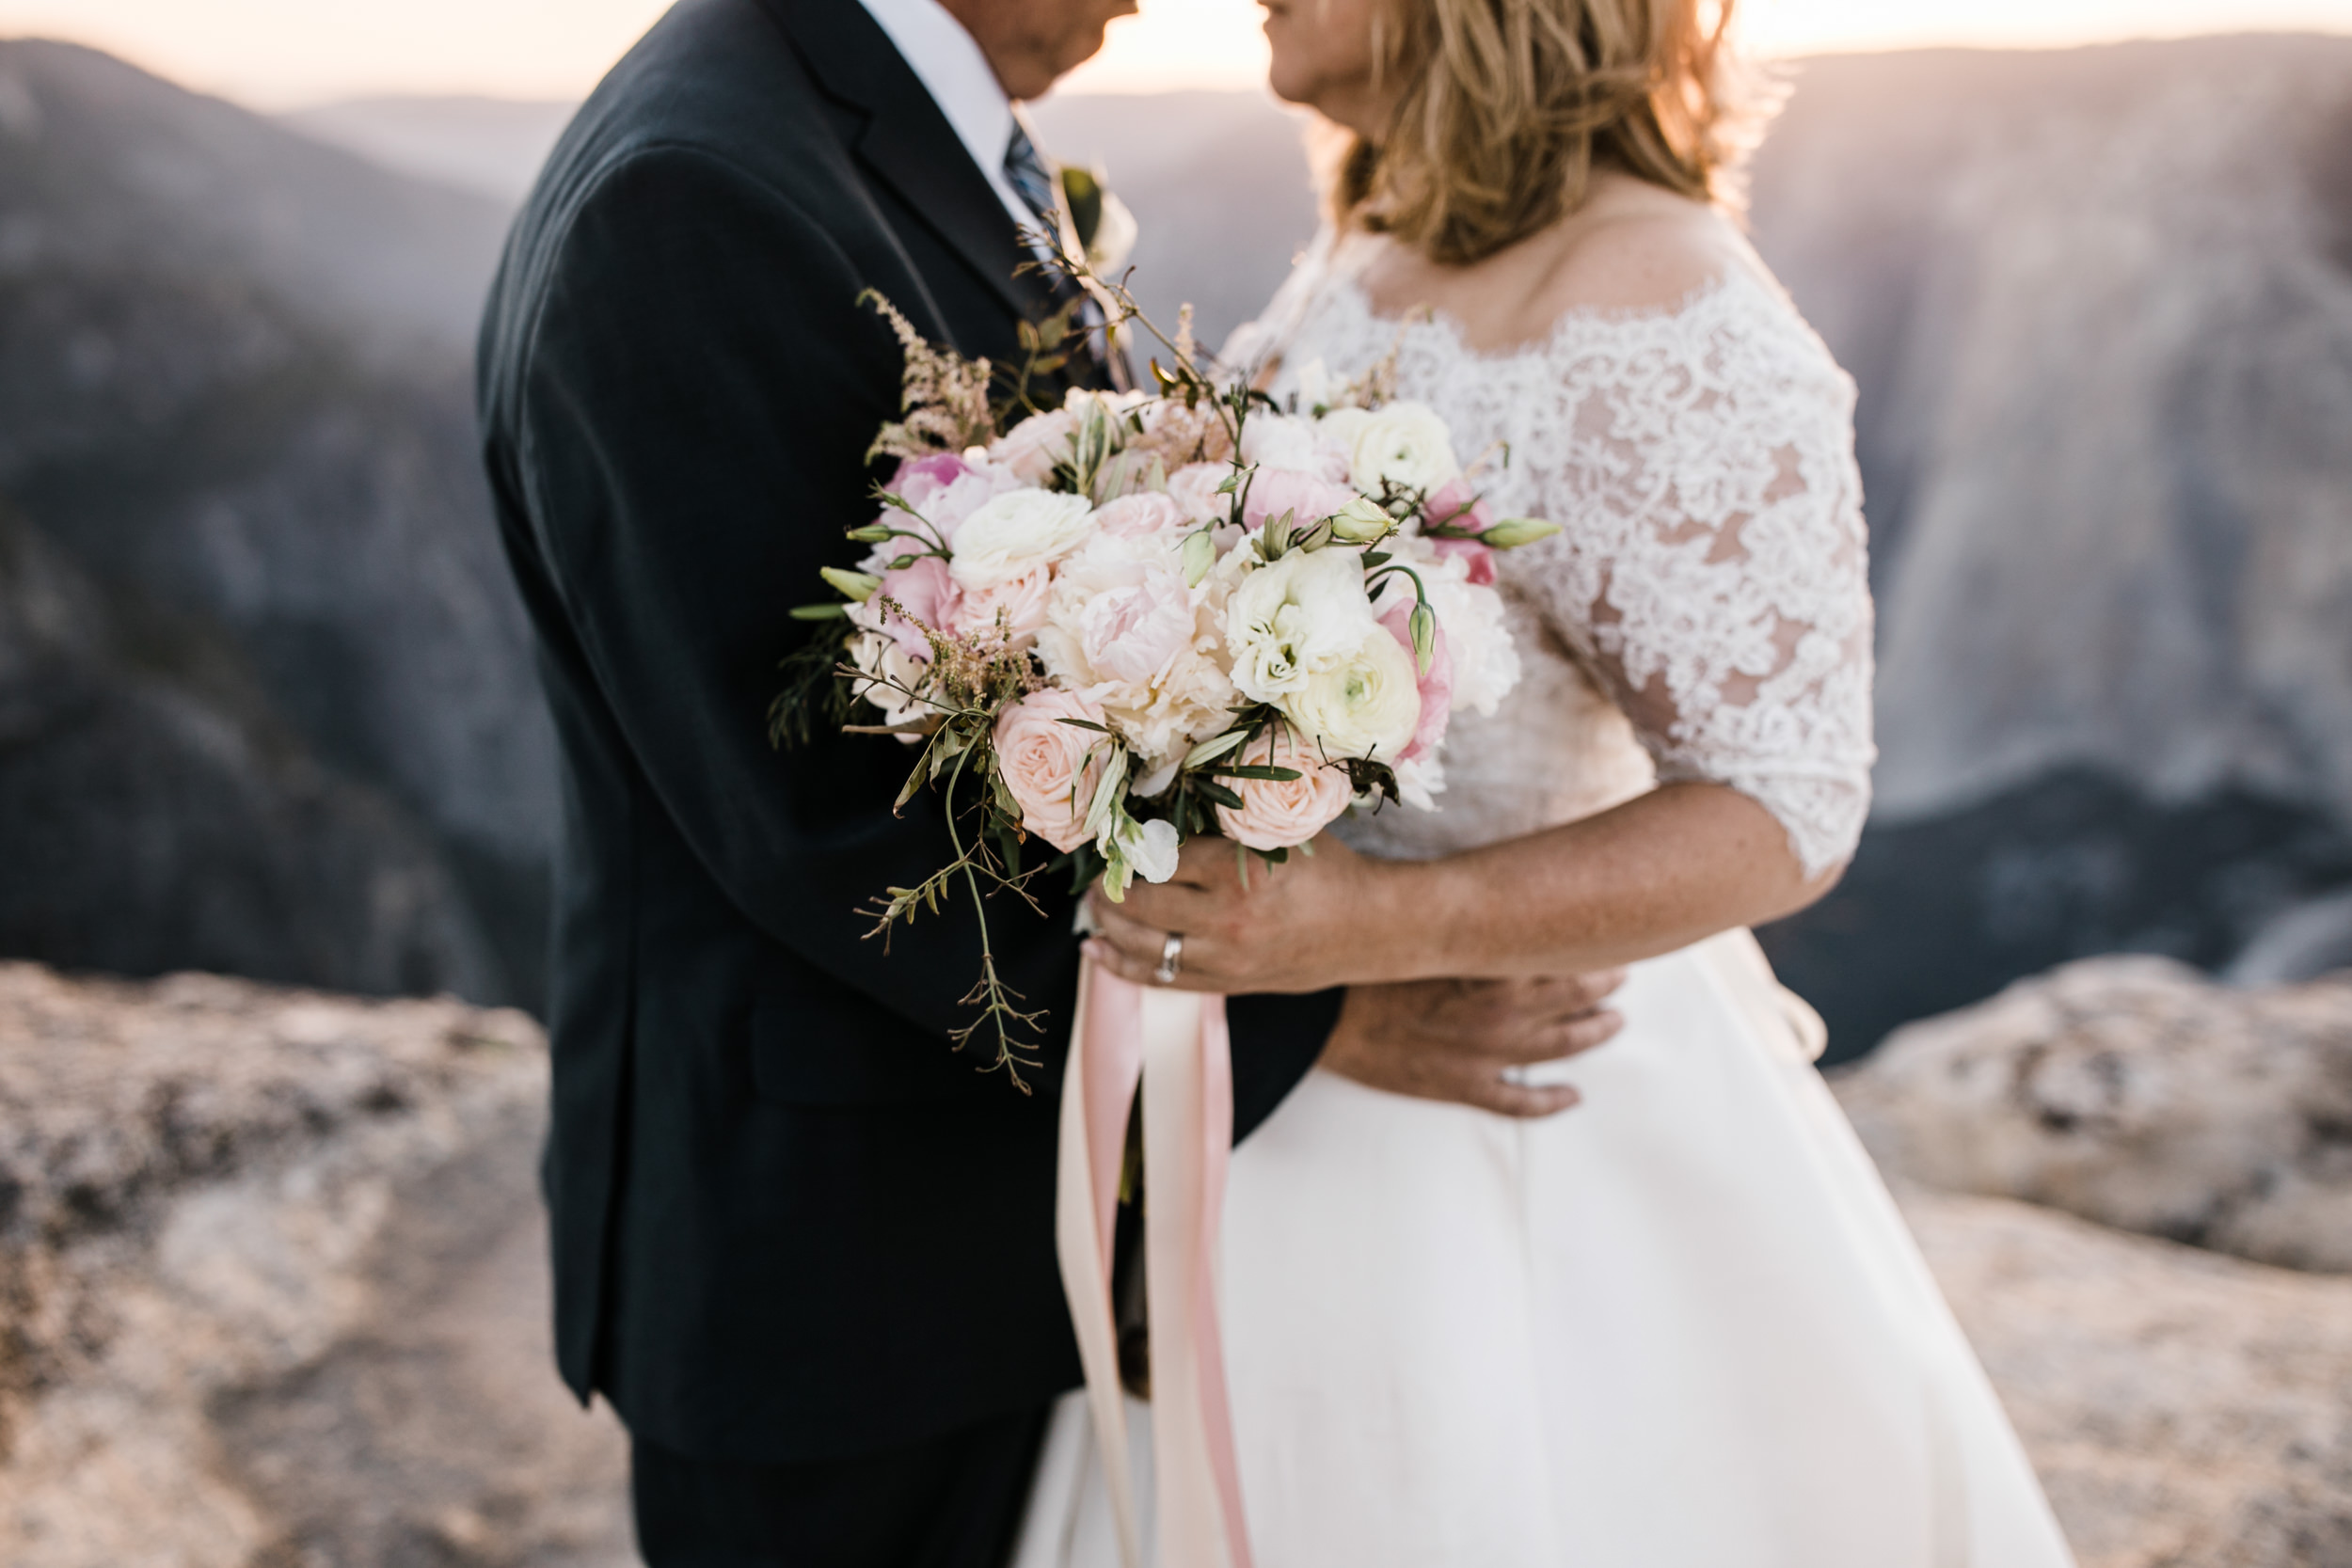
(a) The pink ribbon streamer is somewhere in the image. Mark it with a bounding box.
[1056,958,1254,1568]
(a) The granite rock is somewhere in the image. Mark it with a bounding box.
[1836,955,2352,1273]
[0,961,628,1568]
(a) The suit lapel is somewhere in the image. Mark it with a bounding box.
[758,0,1042,323]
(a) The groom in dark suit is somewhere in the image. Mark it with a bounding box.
[478,0,1629,1561]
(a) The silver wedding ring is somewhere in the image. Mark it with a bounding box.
[1152,931,1185,986]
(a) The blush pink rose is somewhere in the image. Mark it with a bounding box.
[1092,491,1190,540]
[994,689,1113,852]
[1424,479,1498,586]
[1242,468,1360,534]
[867,554,960,659]
[1379,598,1454,763]
[950,563,1053,645]
[1214,726,1352,852]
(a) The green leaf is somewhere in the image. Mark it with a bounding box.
[1196,780,1246,810]
[1182,730,1248,769]
[1218,765,1303,782]
[820,567,884,602]
[1081,748,1131,842]
[1057,717,1114,734]
[789,603,850,621]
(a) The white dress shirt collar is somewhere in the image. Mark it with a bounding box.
[856,0,1034,230]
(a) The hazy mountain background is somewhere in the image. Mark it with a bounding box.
[0,32,2346,1057]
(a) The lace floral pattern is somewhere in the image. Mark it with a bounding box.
[1232,242,1876,877]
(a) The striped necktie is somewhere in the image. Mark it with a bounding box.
[1003,120,1060,234]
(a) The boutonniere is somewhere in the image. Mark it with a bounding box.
[1056,164,1138,279]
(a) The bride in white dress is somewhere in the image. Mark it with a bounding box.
[1020,0,2075,1563]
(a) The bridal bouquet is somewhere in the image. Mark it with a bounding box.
[780,267,1558,1084]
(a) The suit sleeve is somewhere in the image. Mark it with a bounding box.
[512,145,1337,1108]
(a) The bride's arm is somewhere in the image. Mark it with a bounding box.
[1087,779,1828,991]
[1094,277,1875,993]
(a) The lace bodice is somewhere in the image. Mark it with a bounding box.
[1226,236,1875,877]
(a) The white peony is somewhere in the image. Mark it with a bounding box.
[1222,546,1381,705]
[1037,530,1239,775]
[1284,624,1423,762]
[1239,414,1349,483]
[948,489,1095,590]
[1318,402,1461,496]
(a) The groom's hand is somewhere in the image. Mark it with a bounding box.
[1318,974,1629,1117]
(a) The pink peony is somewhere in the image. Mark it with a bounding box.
[866,554,960,660]
[1423,479,1498,586]
[1378,598,1454,764]
[1214,726,1353,852]
[949,562,1053,646]
[992,406,1080,485]
[1242,468,1360,534]
[994,689,1114,852]
[1165,463,1232,526]
[889,453,1021,544]
[1092,491,1190,540]
[1074,562,1195,687]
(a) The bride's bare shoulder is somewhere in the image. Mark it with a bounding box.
[1518,178,1755,325]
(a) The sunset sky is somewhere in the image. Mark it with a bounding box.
[0,0,2345,108]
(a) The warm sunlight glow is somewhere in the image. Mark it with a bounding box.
[0,0,2344,106]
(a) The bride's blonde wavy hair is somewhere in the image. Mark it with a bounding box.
[1334,0,1771,265]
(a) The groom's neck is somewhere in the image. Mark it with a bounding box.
[938,0,1135,102]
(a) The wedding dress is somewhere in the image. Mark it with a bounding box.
[1014,231,2075,1568]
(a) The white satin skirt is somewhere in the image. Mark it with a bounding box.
[1012,933,2075,1568]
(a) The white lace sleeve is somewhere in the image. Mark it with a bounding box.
[1511,277,1877,876]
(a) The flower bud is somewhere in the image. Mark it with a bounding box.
[1328,496,1395,545]
[1181,527,1217,588]
[1407,601,1438,673]
[1478,516,1564,550]
[821,567,884,602]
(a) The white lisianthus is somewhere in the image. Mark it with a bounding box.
[1284,624,1423,762]
[1222,546,1381,705]
[1391,754,1446,811]
[1105,814,1182,885]
[949,489,1095,590]
[1378,532,1521,717]
[1318,401,1461,495]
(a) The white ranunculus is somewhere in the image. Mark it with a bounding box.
[1318,402,1461,496]
[1284,625,1423,762]
[949,489,1095,590]
[1222,546,1380,705]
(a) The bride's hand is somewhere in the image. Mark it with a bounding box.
[1085,832,1403,994]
